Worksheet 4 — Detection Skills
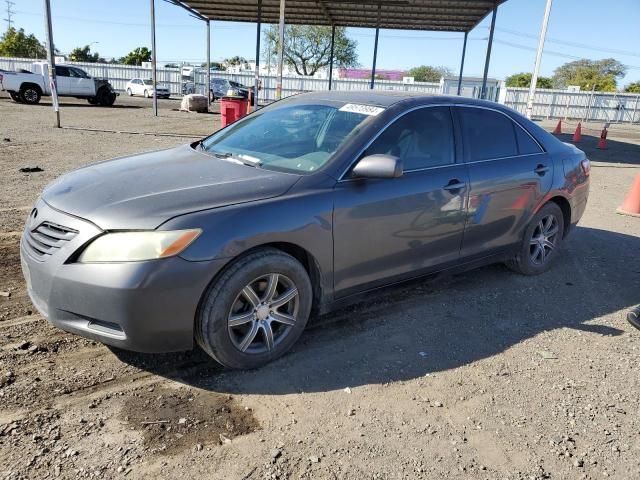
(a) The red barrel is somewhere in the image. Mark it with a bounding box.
[220,96,249,127]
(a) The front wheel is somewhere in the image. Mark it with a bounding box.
[196,248,312,369]
[97,88,116,106]
[508,202,565,275]
[87,97,98,105]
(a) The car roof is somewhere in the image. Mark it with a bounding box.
[285,90,503,109]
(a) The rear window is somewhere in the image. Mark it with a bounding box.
[458,107,518,161]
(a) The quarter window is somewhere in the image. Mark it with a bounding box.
[514,124,543,155]
[458,107,518,161]
[365,107,454,170]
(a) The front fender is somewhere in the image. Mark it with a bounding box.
[160,174,336,301]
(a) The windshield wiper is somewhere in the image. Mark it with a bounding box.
[211,151,262,167]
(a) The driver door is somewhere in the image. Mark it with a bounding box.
[332,106,469,298]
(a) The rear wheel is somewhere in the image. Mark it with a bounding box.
[196,248,312,369]
[143,89,149,98]
[87,97,98,105]
[19,85,41,104]
[9,91,23,103]
[126,88,133,96]
[508,202,565,275]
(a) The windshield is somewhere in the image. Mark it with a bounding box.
[201,103,379,173]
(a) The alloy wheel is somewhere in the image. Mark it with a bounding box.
[23,89,38,103]
[529,214,559,265]
[228,273,299,354]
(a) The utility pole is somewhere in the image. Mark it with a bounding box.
[4,0,15,29]
[526,0,553,119]
[42,0,59,128]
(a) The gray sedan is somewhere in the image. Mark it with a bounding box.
[20,92,590,369]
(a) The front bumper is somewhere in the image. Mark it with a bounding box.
[20,199,227,353]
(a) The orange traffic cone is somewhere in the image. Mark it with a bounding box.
[597,128,608,149]
[552,120,562,134]
[572,122,582,142]
[617,174,640,217]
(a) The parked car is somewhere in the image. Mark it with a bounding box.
[181,78,251,101]
[126,78,170,98]
[20,92,590,369]
[0,62,118,105]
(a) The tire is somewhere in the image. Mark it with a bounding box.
[126,88,132,96]
[143,89,149,98]
[196,248,313,369]
[19,84,41,104]
[507,202,565,275]
[87,97,98,105]
[97,88,116,106]
[9,91,23,103]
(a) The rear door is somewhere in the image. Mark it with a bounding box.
[54,66,70,94]
[333,106,469,297]
[455,106,551,258]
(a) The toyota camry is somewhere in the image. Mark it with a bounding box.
[20,92,590,369]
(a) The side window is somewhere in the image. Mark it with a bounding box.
[514,124,543,155]
[458,107,518,161]
[55,66,70,77]
[365,107,454,171]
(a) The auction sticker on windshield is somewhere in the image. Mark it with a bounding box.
[339,103,385,116]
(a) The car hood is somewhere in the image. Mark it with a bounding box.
[42,144,300,230]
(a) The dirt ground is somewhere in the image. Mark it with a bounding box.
[0,94,639,480]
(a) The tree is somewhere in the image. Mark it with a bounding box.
[68,45,103,63]
[0,27,46,59]
[505,72,553,89]
[201,61,225,70]
[121,47,151,66]
[406,65,452,82]
[551,58,626,92]
[625,82,640,93]
[263,25,357,76]
[223,56,249,69]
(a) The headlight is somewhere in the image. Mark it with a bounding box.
[78,229,201,263]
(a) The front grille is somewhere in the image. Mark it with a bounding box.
[24,222,78,260]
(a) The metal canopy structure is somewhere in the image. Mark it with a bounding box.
[176,0,505,32]
[164,0,507,115]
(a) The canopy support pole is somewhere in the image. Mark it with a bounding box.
[42,0,59,127]
[150,0,158,116]
[481,6,497,100]
[328,25,335,91]
[457,31,468,96]
[254,0,262,108]
[206,19,211,106]
[275,0,285,100]
[526,0,552,119]
[370,3,381,90]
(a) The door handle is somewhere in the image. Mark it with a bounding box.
[443,179,465,192]
[534,164,550,175]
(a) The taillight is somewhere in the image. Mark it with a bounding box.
[581,159,591,176]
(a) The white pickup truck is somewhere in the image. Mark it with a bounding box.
[0,62,118,106]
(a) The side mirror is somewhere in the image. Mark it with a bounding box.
[352,154,403,179]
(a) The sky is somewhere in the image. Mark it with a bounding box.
[6,0,640,87]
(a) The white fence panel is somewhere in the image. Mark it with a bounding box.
[2,57,639,123]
